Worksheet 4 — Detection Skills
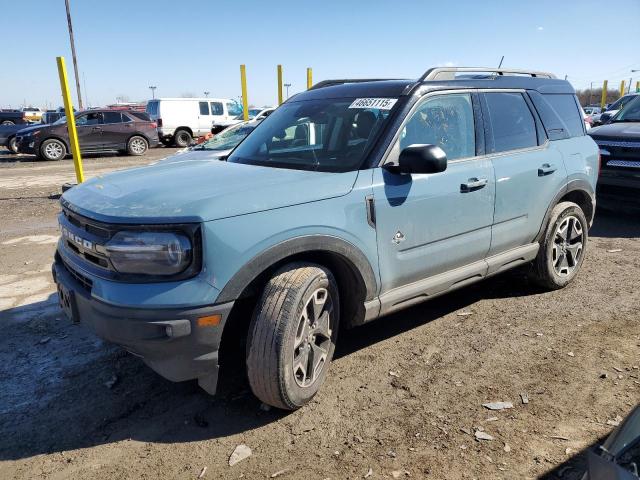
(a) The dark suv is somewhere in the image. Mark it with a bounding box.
[16,109,160,160]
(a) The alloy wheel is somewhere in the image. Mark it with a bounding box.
[552,215,584,276]
[130,138,147,154]
[292,288,333,388]
[44,142,64,160]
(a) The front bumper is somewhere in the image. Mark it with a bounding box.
[52,254,234,394]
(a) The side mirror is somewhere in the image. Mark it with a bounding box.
[390,144,447,174]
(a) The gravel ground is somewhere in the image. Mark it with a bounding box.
[0,147,638,480]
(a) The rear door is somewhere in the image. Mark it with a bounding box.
[482,91,567,255]
[101,111,132,150]
[74,112,104,150]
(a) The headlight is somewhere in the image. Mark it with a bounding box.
[104,231,192,275]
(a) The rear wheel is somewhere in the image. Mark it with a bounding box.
[173,129,192,147]
[531,201,588,289]
[40,139,66,161]
[8,136,18,154]
[1,120,15,126]
[126,135,148,156]
[246,263,339,410]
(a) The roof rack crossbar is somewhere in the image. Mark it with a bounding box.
[310,78,400,90]
[417,67,557,82]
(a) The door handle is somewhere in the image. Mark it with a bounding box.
[538,163,557,176]
[460,177,488,193]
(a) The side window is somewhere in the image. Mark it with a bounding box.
[484,93,537,153]
[226,102,243,117]
[199,101,210,115]
[542,94,584,137]
[210,102,223,115]
[102,112,124,124]
[76,112,103,126]
[399,93,475,161]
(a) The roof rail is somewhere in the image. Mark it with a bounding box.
[310,78,400,90]
[418,67,557,82]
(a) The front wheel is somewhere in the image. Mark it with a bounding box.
[127,135,148,155]
[8,136,18,154]
[531,201,588,289]
[246,263,340,410]
[40,138,67,161]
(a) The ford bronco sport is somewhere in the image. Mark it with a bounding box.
[53,67,598,410]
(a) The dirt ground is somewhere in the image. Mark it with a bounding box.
[0,147,638,480]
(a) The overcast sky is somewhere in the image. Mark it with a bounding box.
[2,0,639,109]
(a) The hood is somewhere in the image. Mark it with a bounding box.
[589,122,640,142]
[61,160,358,223]
[153,147,230,164]
[16,124,45,135]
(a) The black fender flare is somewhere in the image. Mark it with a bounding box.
[215,235,378,304]
[534,179,596,243]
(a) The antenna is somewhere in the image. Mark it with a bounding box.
[497,56,504,68]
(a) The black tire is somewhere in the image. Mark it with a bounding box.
[160,137,172,147]
[8,136,18,154]
[246,263,340,410]
[173,129,192,147]
[126,135,148,156]
[1,120,15,126]
[531,201,588,290]
[40,138,67,161]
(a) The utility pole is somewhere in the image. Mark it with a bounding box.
[149,86,157,99]
[64,0,83,110]
[589,81,593,105]
[204,91,210,98]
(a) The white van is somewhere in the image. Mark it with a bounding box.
[146,98,242,147]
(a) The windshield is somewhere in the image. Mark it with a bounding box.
[227,98,396,172]
[233,109,262,120]
[613,96,640,122]
[607,95,634,112]
[193,123,256,151]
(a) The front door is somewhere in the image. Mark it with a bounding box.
[372,92,495,295]
[74,112,104,151]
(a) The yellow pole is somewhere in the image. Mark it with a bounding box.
[636,80,639,93]
[307,67,313,90]
[619,80,625,98]
[240,64,249,121]
[277,64,283,105]
[600,80,608,110]
[56,56,84,183]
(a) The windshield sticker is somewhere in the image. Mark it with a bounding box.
[349,98,398,110]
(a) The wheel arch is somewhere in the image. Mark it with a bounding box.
[40,135,70,155]
[535,180,595,243]
[174,126,193,137]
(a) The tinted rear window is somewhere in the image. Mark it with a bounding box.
[129,111,151,121]
[103,112,125,124]
[484,92,537,153]
[542,94,584,137]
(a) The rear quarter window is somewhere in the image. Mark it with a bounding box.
[484,92,538,153]
[542,94,584,137]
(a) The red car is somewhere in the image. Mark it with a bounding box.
[15,109,160,160]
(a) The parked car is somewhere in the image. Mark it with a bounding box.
[0,110,28,125]
[21,106,43,122]
[584,106,602,115]
[52,67,597,410]
[160,120,261,164]
[211,107,274,133]
[581,405,640,480]
[595,93,640,125]
[0,123,29,153]
[16,109,159,160]
[146,97,242,147]
[589,94,640,208]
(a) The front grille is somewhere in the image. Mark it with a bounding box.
[607,160,640,169]
[60,256,93,292]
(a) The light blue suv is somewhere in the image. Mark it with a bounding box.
[53,67,599,410]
